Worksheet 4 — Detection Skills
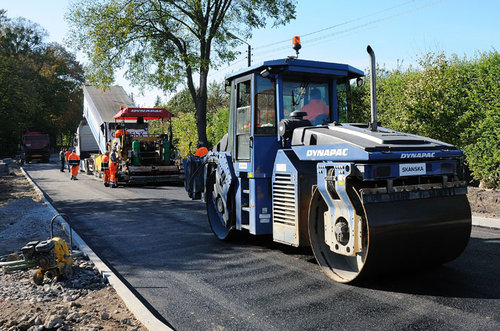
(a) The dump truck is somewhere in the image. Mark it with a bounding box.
[82,85,136,178]
[75,119,100,174]
[82,85,136,156]
[184,43,471,283]
[22,131,50,163]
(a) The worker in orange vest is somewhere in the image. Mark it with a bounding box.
[64,148,71,171]
[114,125,129,138]
[68,150,80,180]
[101,151,110,187]
[109,147,120,188]
[195,142,209,157]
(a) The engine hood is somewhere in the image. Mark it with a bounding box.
[288,123,462,162]
[291,123,457,152]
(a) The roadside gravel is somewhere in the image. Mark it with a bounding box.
[0,163,146,331]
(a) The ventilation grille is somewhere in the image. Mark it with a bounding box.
[273,173,297,227]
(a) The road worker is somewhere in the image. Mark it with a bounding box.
[301,88,329,125]
[68,149,80,180]
[64,148,71,171]
[101,151,110,187]
[195,142,209,157]
[109,147,120,188]
[59,147,66,172]
[114,125,129,139]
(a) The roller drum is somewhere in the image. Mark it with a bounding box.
[309,189,471,283]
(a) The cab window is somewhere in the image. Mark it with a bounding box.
[255,75,276,135]
[283,80,330,125]
[236,81,251,134]
[337,78,351,123]
[235,80,251,160]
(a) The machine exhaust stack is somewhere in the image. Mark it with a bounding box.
[367,45,378,131]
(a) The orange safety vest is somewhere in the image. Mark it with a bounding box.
[115,128,129,138]
[64,150,71,161]
[68,153,80,166]
[101,154,110,184]
[101,155,110,170]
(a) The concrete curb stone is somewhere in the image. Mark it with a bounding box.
[471,216,500,229]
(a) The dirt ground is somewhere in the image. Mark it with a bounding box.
[0,165,40,207]
[0,162,146,330]
[466,186,500,218]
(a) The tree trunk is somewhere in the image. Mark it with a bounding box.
[196,68,209,147]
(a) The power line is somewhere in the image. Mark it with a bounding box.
[208,56,247,79]
[306,0,447,45]
[253,0,418,51]
[251,0,446,59]
[210,0,447,80]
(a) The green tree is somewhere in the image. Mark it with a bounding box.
[0,11,84,156]
[461,51,500,188]
[351,51,500,188]
[150,80,229,156]
[171,112,198,158]
[66,0,296,147]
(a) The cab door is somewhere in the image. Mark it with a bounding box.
[234,76,252,165]
[248,75,279,235]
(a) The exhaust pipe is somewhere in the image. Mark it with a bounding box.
[367,45,377,131]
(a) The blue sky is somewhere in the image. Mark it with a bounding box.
[1,0,498,106]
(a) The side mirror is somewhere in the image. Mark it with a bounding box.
[356,77,364,87]
[225,79,231,94]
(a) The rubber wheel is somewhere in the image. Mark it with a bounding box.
[308,188,368,283]
[206,165,234,240]
[32,269,44,285]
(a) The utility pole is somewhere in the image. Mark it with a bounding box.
[227,33,252,67]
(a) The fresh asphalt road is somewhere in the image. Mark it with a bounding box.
[24,161,500,330]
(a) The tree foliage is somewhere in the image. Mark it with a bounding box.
[0,10,84,157]
[351,51,500,188]
[149,81,229,157]
[66,0,296,146]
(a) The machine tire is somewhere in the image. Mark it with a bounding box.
[308,188,368,283]
[32,269,44,285]
[85,159,92,175]
[206,164,234,240]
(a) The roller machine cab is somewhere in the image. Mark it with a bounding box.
[184,43,471,283]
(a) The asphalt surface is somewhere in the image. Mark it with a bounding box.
[25,161,500,330]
